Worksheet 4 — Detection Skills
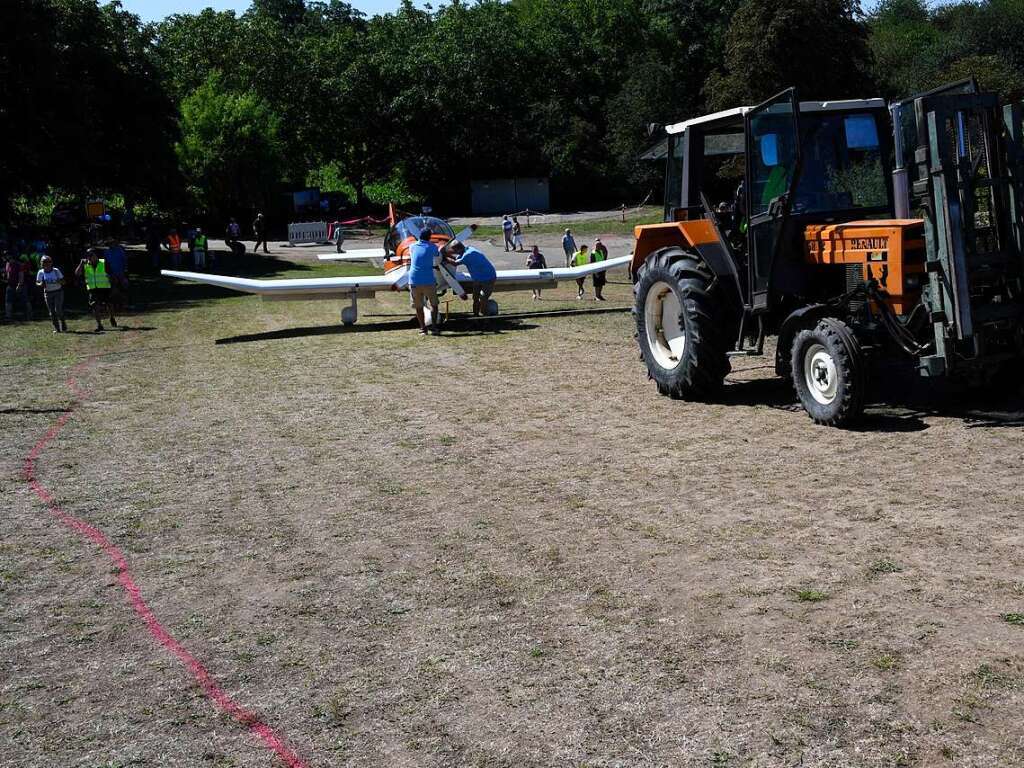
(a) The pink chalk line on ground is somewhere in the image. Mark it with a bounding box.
[22,356,308,768]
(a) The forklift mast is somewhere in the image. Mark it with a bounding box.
[904,91,1024,376]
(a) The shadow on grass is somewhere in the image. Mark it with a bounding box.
[719,372,1022,431]
[366,306,630,322]
[0,407,71,415]
[214,315,539,345]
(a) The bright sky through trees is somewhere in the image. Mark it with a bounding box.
[119,0,405,22]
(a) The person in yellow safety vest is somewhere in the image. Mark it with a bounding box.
[591,237,608,301]
[192,227,208,269]
[75,248,118,332]
[572,244,590,299]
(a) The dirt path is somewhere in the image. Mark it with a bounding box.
[2,269,1022,767]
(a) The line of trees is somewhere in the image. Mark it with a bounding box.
[3,0,1024,227]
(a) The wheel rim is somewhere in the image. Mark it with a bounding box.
[644,281,685,370]
[804,343,838,405]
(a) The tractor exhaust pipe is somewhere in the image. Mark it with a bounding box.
[891,102,912,219]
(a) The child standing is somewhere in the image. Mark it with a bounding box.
[36,255,67,332]
[526,245,546,300]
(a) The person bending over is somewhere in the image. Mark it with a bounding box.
[447,242,496,316]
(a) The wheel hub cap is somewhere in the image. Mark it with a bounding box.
[644,281,685,370]
[804,343,838,405]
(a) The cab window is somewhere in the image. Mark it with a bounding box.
[793,112,888,213]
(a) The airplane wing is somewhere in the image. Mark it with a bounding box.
[462,254,631,292]
[317,249,387,262]
[162,254,629,305]
[161,269,401,301]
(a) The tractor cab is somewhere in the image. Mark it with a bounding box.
[650,91,894,312]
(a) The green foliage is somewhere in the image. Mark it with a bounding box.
[706,0,873,109]
[364,173,417,206]
[0,0,180,220]
[7,0,1024,224]
[175,74,284,217]
[306,162,356,199]
[11,190,80,227]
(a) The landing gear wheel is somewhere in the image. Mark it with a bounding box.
[791,317,865,426]
[633,246,736,400]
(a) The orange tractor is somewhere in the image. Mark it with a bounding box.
[631,82,1024,425]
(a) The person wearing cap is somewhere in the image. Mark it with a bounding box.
[36,255,67,332]
[562,228,577,267]
[446,242,496,316]
[591,237,609,301]
[408,228,441,335]
[75,248,118,332]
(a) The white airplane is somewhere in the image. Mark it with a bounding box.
[162,215,628,326]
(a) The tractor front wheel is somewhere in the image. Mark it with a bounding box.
[791,317,866,426]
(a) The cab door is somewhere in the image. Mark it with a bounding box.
[745,88,802,312]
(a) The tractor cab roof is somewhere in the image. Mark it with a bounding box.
[664,98,886,136]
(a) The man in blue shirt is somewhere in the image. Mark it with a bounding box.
[447,242,496,316]
[562,228,577,267]
[104,239,130,310]
[408,229,440,335]
[501,215,514,252]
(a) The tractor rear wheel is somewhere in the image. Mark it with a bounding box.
[633,247,735,399]
[791,317,866,426]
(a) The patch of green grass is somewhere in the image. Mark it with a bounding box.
[471,211,663,239]
[529,647,545,658]
[868,559,902,575]
[376,480,404,496]
[438,434,457,446]
[1001,612,1024,626]
[873,653,899,671]
[795,588,829,603]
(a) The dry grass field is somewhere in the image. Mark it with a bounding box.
[2,246,1023,768]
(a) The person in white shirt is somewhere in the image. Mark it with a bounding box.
[36,255,67,332]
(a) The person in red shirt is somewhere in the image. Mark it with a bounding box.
[4,252,33,321]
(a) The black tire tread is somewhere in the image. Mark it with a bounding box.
[791,317,866,427]
[634,246,737,400]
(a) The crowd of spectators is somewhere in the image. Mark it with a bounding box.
[0,214,267,333]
